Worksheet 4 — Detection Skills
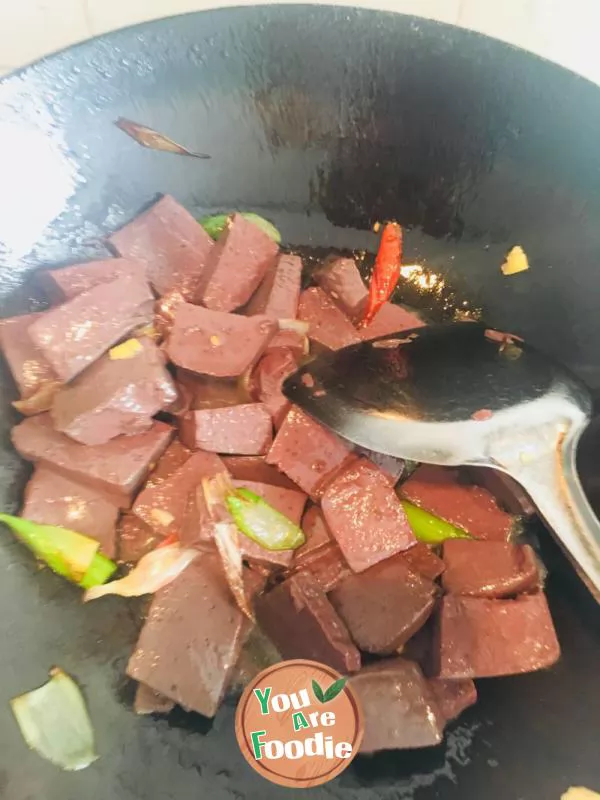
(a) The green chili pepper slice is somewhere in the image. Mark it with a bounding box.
[0,513,117,587]
[225,488,305,551]
[198,212,281,243]
[400,500,473,545]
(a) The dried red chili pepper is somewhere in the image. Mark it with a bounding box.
[360,222,403,328]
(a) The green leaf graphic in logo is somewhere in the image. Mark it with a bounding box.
[312,679,325,703]
[323,677,347,702]
[312,677,347,704]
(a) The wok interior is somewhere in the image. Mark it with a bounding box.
[1,6,600,799]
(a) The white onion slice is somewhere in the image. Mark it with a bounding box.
[83,543,198,601]
[11,668,98,771]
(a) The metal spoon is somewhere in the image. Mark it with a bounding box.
[283,322,600,597]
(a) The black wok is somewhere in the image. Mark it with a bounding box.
[1,7,600,799]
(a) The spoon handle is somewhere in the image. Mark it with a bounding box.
[508,427,600,600]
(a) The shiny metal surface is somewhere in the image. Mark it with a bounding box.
[285,323,600,594]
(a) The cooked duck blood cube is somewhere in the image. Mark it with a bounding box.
[313,256,368,323]
[265,329,308,358]
[321,457,416,572]
[201,213,279,312]
[0,312,59,401]
[245,253,302,319]
[298,287,361,350]
[402,622,436,676]
[127,555,251,717]
[222,455,298,489]
[400,542,445,581]
[21,466,119,558]
[179,403,273,454]
[38,258,146,302]
[359,302,425,341]
[51,338,177,446]
[230,627,282,691]
[255,571,361,673]
[252,348,297,427]
[134,684,175,716]
[28,273,154,383]
[266,406,353,497]
[436,593,560,678]
[12,414,173,506]
[467,466,536,516]
[400,464,515,541]
[442,539,540,597]
[239,537,295,569]
[428,678,477,722]
[144,440,192,487]
[329,555,436,654]
[133,450,226,538]
[108,194,215,299]
[166,302,276,378]
[350,659,445,752]
[298,544,352,592]
[175,369,249,413]
[117,514,163,563]
[293,505,333,563]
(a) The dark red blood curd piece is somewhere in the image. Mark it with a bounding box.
[441,539,540,597]
[255,571,361,673]
[296,544,352,592]
[28,273,154,383]
[128,555,250,717]
[313,256,368,323]
[39,258,146,302]
[297,287,361,350]
[22,466,119,558]
[108,194,215,299]
[266,406,353,498]
[329,554,437,654]
[201,213,278,312]
[251,348,297,428]
[133,450,225,538]
[117,514,163,564]
[222,455,297,489]
[166,303,276,378]
[293,505,333,564]
[428,678,477,722]
[0,312,58,400]
[400,543,445,581]
[321,458,416,572]
[436,593,560,678]
[466,466,536,516]
[245,253,302,319]
[179,403,273,455]
[51,338,176,445]
[350,659,445,752]
[134,684,175,716]
[12,414,173,507]
[400,465,515,541]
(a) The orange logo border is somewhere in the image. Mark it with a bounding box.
[235,659,364,788]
